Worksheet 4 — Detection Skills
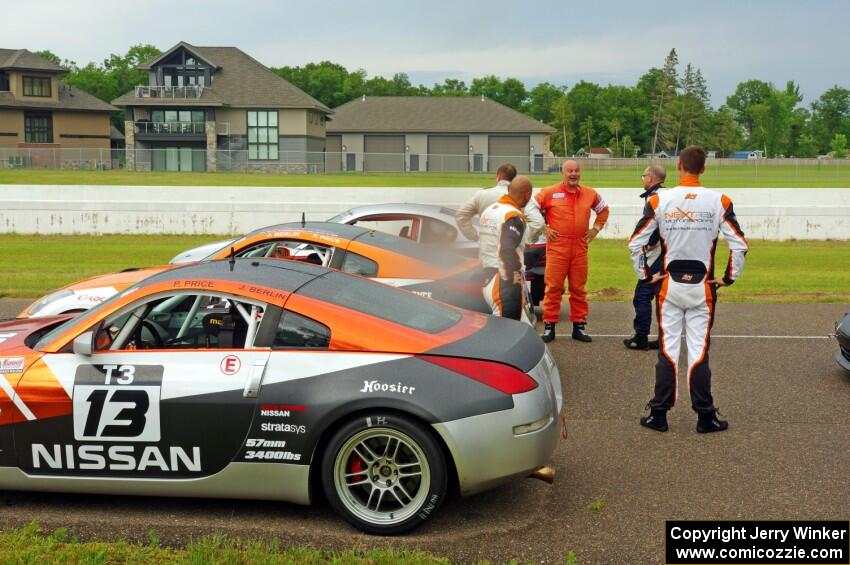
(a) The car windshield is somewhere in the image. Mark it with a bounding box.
[33,284,141,351]
[299,271,462,334]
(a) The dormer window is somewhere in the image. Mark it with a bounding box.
[23,76,51,97]
[0,72,9,92]
[156,48,210,88]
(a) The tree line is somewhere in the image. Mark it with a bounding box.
[37,46,850,158]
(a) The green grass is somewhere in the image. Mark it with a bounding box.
[0,522,451,564]
[587,239,850,303]
[0,235,847,303]
[0,234,214,299]
[2,161,850,188]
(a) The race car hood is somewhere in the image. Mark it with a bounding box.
[0,315,71,354]
[426,315,544,373]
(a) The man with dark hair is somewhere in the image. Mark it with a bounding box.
[455,163,544,245]
[478,176,533,321]
[629,146,748,433]
[536,160,609,342]
[624,164,666,350]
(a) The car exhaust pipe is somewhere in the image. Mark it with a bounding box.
[528,465,555,484]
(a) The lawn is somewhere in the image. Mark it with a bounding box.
[1,161,850,188]
[0,522,450,564]
[1,235,847,303]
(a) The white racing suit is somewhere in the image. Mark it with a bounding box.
[479,195,531,323]
[628,183,748,413]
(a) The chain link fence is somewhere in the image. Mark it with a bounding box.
[2,147,849,184]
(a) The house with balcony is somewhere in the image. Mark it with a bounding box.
[0,49,117,167]
[112,42,331,172]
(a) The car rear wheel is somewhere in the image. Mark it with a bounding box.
[321,413,447,535]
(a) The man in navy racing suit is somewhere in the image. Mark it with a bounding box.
[624,164,666,350]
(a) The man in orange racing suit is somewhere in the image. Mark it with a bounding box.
[629,146,748,434]
[536,160,609,343]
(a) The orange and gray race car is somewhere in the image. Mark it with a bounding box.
[0,259,562,534]
[20,222,502,319]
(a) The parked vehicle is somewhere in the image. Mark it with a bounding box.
[0,259,562,534]
[171,204,548,304]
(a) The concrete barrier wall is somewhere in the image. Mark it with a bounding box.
[1,185,848,240]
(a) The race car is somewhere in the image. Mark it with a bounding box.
[170,203,548,304]
[835,311,850,373]
[0,258,562,534]
[20,222,498,319]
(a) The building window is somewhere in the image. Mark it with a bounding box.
[0,72,9,91]
[247,110,278,160]
[24,112,52,143]
[23,76,51,97]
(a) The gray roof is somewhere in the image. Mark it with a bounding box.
[327,96,555,134]
[112,43,330,113]
[110,125,125,140]
[0,81,117,112]
[0,48,65,72]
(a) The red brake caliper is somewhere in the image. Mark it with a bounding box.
[349,455,365,480]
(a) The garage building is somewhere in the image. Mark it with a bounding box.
[326,96,554,173]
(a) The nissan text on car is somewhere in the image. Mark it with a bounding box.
[0,259,562,534]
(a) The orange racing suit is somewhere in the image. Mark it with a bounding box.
[535,183,609,323]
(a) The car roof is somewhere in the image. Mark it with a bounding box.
[335,203,458,221]
[139,258,331,294]
[243,221,368,241]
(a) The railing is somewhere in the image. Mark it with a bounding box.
[134,121,207,135]
[2,147,850,184]
[134,85,204,99]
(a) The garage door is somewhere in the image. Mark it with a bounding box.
[488,136,530,173]
[428,135,469,172]
[325,135,342,172]
[364,135,405,172]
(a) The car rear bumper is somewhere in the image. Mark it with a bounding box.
[431,350,562,495]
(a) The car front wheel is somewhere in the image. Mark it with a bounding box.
[321,413,447,535]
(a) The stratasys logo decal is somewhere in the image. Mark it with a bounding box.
[359,380,416,395]
[0,357,25,374]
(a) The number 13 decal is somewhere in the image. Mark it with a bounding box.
[73,365,161,442]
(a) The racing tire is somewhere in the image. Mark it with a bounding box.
[321,412,447,535]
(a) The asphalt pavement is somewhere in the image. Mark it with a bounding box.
[0,299,847,564]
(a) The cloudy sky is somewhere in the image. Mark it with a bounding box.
[7,0,848,105]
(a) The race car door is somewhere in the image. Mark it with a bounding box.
[14,291,272,480]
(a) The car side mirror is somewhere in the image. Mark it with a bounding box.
[73,331,94,356]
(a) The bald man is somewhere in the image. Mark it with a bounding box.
[478,176,533,321]
[536,160,609,342]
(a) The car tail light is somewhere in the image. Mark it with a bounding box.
[419,355,538,394]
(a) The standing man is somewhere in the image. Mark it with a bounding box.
[624,164,666,350]
[629,146,748,433]
[536,160,609,343]
[455,163,545,245]
[478,176,533,321]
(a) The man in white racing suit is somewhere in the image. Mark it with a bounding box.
[479,176,533,322]
[455,162,544,245]
[628,146,748,433]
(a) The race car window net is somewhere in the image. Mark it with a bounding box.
[272,310,330,349]
[299,272,462,334]
[231,240,333,268]
[82,292,268,352]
